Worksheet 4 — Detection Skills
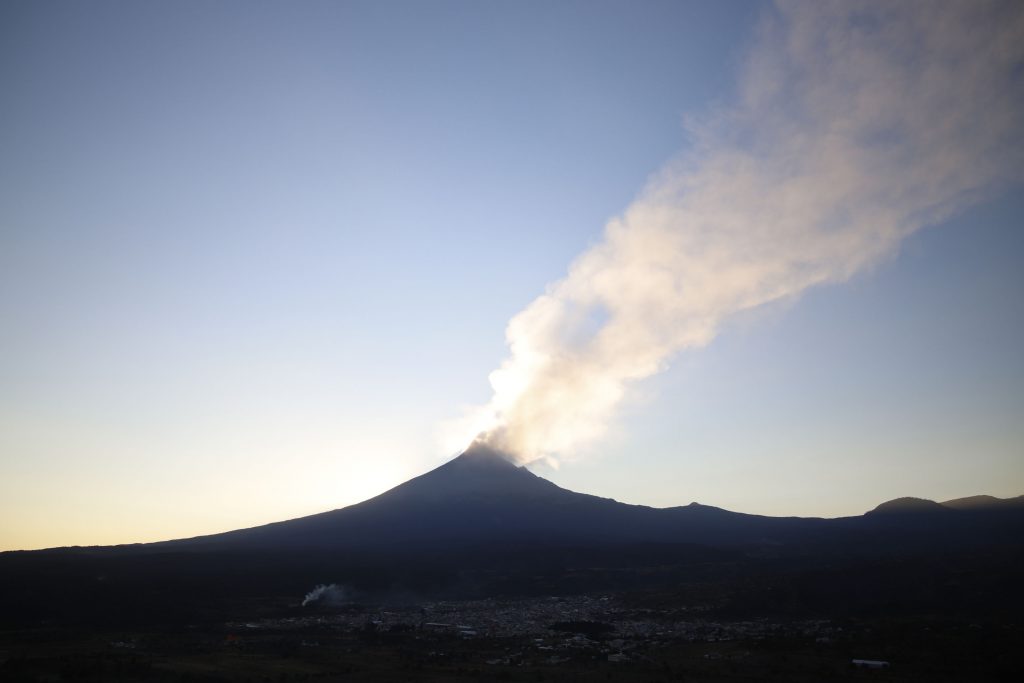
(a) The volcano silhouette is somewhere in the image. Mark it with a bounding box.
[79,444,1018,556]
[1,444,1022,631]
[166,445,823,551]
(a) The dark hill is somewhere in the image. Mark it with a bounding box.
[867,496,951,515]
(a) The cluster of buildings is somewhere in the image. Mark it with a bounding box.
[229,594,842,655]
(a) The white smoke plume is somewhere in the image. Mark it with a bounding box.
[301,583,348,607]
[457,0,1024,464]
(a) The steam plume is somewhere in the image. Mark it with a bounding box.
[457,1,1024,464]
[302,583,348,607]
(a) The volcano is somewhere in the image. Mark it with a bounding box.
[161,444,828,551]
[3,445,1020,557]
[1,447,1022,628]
[137,445,1020,555]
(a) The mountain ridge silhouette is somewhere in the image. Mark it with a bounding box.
[111,446,1020,554]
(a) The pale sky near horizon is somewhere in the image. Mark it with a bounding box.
[2,1,1022,551]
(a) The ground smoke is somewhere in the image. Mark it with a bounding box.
[302,583,348,607]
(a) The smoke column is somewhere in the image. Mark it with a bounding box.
[302,583,348,607]
[456,0,1024,464]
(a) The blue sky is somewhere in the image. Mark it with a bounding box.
[1,1,1021,550]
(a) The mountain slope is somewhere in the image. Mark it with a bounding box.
[941,494,1024,510]
[13,446,1024,555]
[163,446,825,551]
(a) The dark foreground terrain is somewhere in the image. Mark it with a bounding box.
[2,453,1022,681]
[3,605,1021,683]
[2,541,1022,682]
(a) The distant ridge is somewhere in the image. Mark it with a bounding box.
[867,497,951,515]
[867,495,1024,515]
[941,494,1024,510]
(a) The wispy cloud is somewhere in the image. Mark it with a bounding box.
[455,0,1024,463]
